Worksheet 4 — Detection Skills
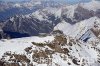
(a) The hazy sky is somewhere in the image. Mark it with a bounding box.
[0,0,25,1]
[0,0,92,3]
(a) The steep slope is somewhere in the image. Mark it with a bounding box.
[54,17,100,42]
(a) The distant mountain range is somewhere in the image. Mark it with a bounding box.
[0,0,100,39]
[0,0,66,21]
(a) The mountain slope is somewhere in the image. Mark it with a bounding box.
[0,33,100,66]
[54,17,100,38]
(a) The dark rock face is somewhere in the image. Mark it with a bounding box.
[74,6,94,21]
[0,61,4,66]
[62,5,95,24]
[62,15,74,24]
[96,9,100,18]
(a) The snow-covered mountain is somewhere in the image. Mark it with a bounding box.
[0,0,100,66]
[1,9,61,38]
[54,17,100,41]
[0,0,65,21]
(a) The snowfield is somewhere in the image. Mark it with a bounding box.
[0,36,54,58]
